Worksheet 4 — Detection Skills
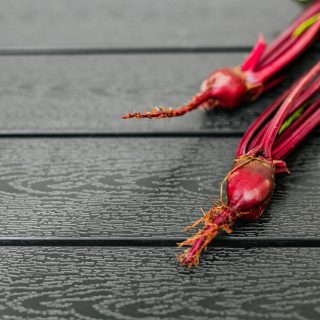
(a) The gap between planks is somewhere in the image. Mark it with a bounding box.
[0,132,317,138]
[0,237,319,247]
[0,47,260,56]
[0,45,318,56]
[0,132,245,138]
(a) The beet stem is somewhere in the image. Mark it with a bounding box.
[261,62,320,158]
[258,2,320,66]
[235,90,288,156]
[272,103,320,159]
[255,20,320,84]
[241,34,267,72]
[275,100,319,148]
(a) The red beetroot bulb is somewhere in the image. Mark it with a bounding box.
[177,156,276,267]
[226,157,275,218]
[178,62,320,268]
[199,68,249,109]
[122,2,320,119]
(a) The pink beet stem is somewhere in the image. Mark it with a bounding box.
[286,74,320,114]
[263,76,287,92]
[248,124,269,152]
[258,1,320,67]
[275,99,320,148]
[258,35,299,70]
[274,160,290,174]
[274,77,320,146]
[241,34,267,72]
[235,90,288,157]
[249,77,320,151]
[272,105,320,160]
[236,63,320,158]
[261,62,320,159]
[254,20,320,84]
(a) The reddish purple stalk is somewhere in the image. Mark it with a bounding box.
[177,62,320,268]
[123,2,320,119]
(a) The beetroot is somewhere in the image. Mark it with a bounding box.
[177,62,320,267]
[226,157,275,216]
[122,3,320,119]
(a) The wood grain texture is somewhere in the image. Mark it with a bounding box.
[0,0,301,48]
[0,1,318,318]
[0,50,318,134]
[0,247,319,320]
[0,137,318,239]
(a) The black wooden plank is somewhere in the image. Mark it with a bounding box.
[0,247,319,320]
[0,50,318,134]
[0,0,301,48]
[0,137,318,239]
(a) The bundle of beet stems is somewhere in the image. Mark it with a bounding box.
[177,61,320,267]
[122,1,320,119]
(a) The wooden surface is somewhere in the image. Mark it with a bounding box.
[0,1,319,319]
[0,51,318,134]
[0,0,301,49]
[0,247,320,320]
[0,137,318,240]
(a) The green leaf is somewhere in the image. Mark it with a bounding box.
[292,14,320,38]
[278,106,305,135]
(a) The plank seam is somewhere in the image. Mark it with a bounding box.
[0,47,259,56]
[0,132,317,138]
[0,132,245,138]
[0,238,319,247]
[0,46,318,56]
